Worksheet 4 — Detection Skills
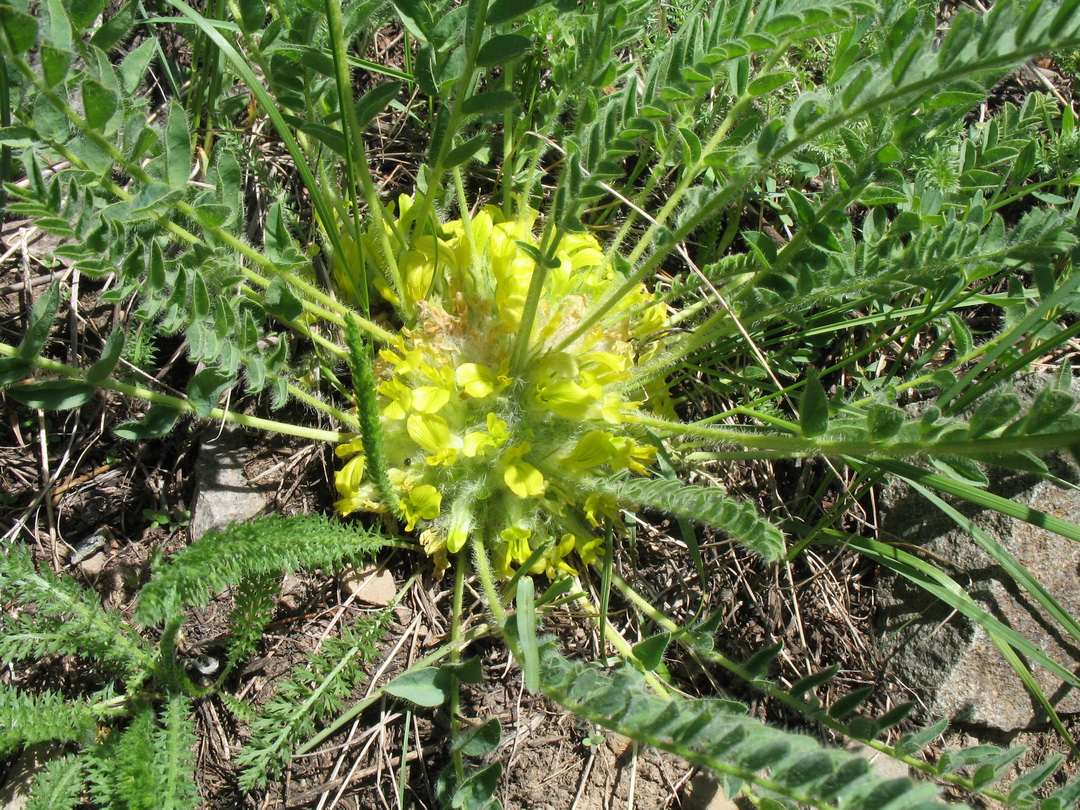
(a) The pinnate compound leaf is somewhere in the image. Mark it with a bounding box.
[537,639,950,809]
[585,476,785,560]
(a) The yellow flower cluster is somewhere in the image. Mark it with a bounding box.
[334,197,670,577]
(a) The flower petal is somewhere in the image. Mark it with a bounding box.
[407,413,451,454]
[455,363,496,398]
[412,386,451,413]
[504,460,545,498]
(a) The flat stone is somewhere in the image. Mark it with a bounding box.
[69,528,112,565]
[190,424,270,541]
[78,550,108,577]
[340,564,397,605]
[877,461,1080,732]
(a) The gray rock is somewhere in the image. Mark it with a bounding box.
[877,460,1080,732]
[190,424,270,541]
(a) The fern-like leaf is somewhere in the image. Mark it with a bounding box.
[87,708,158,810]
[0,686,107,754]
[224,572,279,675]
[0,544,153,681]
[575,475,786,560]
[24,753,84,810]
[134,514,387,626]
[153,694,199,810]
[235,612,390,789]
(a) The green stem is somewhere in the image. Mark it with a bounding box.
[509,223,564,375]
[450,548,467,784]
[634,413,1080,459]
[287,383,359,428]
[324,0,405,315]
[471,534,506,624]
[400,0,490,239]
[0,343,348,443]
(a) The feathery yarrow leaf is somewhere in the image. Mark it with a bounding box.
[235,612,390,790]
[23,754,84,810]
[135,514,386,626]
[0,544,152,680]
[0,686,107,753]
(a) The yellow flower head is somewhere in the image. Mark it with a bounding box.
[333,197,672,577]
